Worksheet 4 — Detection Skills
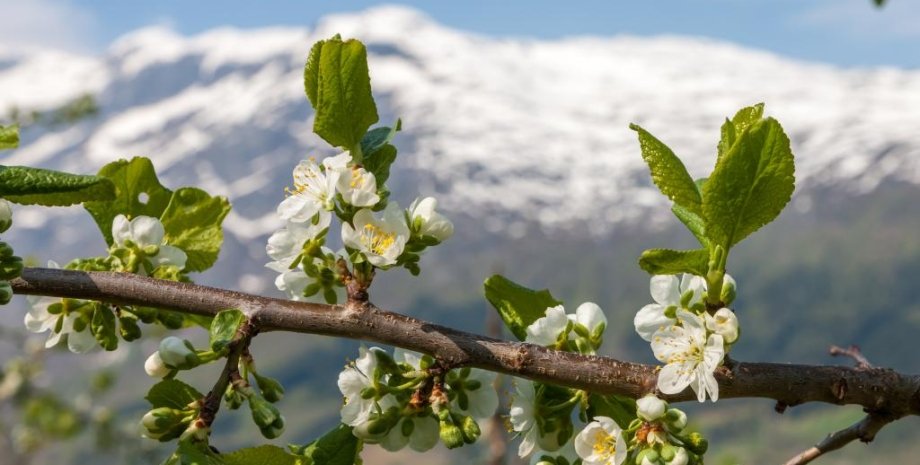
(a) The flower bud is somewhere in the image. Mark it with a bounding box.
[720,274,737,305]
[0,199,12,233]
[666,447,689,465]
[180,419,211,442]
[224,385,246,410]
[254,374,285,403]
[459,415,481,444]
[0,242,13,259]
[144,352,170,378]
[0,281,12,305]
[637,448,660,465]
[684,432,708,455]
[0,256,22,280]
[141,407,187,440]
[259,414,285,439]
[705,308,739,344]
[439,420,464,449]
[158,337,200,369]
[637,394,668,421]
[248,396,281,429]
[665,408,687,431]
[409,197,454,242]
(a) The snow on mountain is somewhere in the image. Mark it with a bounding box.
[1,5,919,271]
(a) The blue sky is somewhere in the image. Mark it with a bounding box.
[1,0,918,68]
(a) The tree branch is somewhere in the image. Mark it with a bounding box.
[782,413,895,465]
[10,268,920,416]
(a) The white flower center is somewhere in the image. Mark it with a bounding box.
[350,167,368,189]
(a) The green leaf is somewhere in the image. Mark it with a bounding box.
[670,204,708,247]
[587,393,636,429]
[360,120,401,157]
[0,166,115,206]
[304,36,379,150]
[146,379,204,410]
[630,123,701,215]
[703,117,795,249]
[0,124,19,150]
[291,424,360,465]
[209,309,245,354]
[174,441,225,465]
[90,304,118,351]
[362,143,397,186]
[84,157,174,245]
[638,248,709,276]
[483,274,563,341]
[718,103,764,161]
[160,187,231,272]
[224,445,301,465]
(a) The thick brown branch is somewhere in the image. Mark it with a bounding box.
[783,413,895,465]
[10,268,920,415]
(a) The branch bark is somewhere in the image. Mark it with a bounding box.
[783,413,895,465]
[10,268,920,417]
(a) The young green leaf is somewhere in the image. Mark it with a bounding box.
[670,204,708,247]
[484,274,563,341]
[209,309,245,354]
[638,248,709,276]
[303,36,379,150]
[84,157,174,245]
[291,424,360,465]
[704,117,795,250]
[160,187,231,272]
[362,143,397,186]
[587,393,636,429]
[224,445,301,465]
[0,166,115,206]
[717,103,765,161]
[0,124,19,150]
[145,379,204,410]
[360,120,401,157]
[170,441,225,465]
[90,304,118,351]
[630,123,702,215]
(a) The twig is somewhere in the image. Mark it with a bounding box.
[783,413,894,465]
[9,268,920,416]
[199,319,254,428]
[829,345,872,369]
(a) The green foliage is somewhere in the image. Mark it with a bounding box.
[484,274,563,341]
[671,204,708,246]
[702,117,795,249]
[717,103,764,161]
[630,123,702,215]
[0,124,19,150]
[0,165,115,206]
[638,248,709,275]
[91,304,119,351]
[146,379,204,410]
[291,423,361,465]
[84,157,174,244]
[209,309,245,353]
[223,445,302,465]
[304,35,379,152]
[161,187,231,272]
[587,393,636,429]
[360,121,401,185]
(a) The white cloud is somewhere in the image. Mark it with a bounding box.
[795,0,920,40]
[0,0,97,53]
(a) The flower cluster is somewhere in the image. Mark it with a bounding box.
[634,274,739,402]
[266,152,453,302]
[337,346,497,451]
[622,395,706,465]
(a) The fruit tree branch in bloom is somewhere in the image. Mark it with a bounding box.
[11,267,920,417]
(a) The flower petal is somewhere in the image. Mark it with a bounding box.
[650,275,680,305]
[129,216,165,247]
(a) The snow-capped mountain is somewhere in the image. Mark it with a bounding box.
[1,5,919,290]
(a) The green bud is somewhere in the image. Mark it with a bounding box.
[439,420,464,449]
[180,420,211,442]
[140,407,188,440]
[0,256,23,280]
[684,432,708,455]
[660,444,676,461]
[720,275,737,305]
[665,408,687,431]
[248,396,281,429]
[254,374,285,403]
[259,415,285,439]
[0,242,13,259]
[0,281,11,305]
[224,385,245,410]
[419,354,434,370]
[459,415,481,444]
[158,337,201,369]
[0,199,12,233]
[636,448,657,465]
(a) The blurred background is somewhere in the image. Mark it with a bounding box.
[1,1,918,464]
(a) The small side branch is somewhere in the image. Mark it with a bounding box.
[199,320,254,428]
[829,345,872,369]
[783,413,894,465]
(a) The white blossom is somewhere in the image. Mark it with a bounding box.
[636,394,667,421]
[651,311,724,402]
[509,380,564,457]
[455,368,499,420]
[667,447,689,465]
[380,415,440,452]
[634,274,705,342]
[277,159,338,223]
[341,203,409,267]
[322,151,380,207]
[338,346,395,427]
[265,216,330,266]
[571,302,607,338]
[525,306,569,347]
[705,307,739,344]
[409,197,454,241]
[23,261,95,353]
[574,416,627,465]
[144,352,170,378]
[112,214,187,271]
